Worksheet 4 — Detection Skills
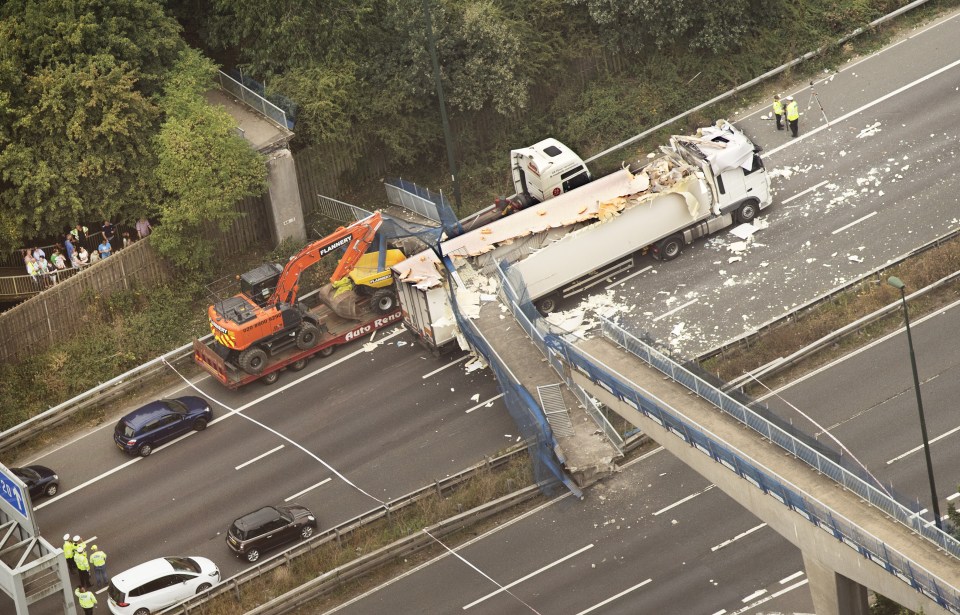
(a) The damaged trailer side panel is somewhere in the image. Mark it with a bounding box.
[513,177,714,305]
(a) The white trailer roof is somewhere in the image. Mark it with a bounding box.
[393,152,698,290]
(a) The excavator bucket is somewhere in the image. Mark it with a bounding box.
[318,282,361,320]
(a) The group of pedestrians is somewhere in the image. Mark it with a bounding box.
[772,93,801,137]
[21,216,153,292]
[63,534,108,614]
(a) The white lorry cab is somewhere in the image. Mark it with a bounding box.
[509,138,592,207]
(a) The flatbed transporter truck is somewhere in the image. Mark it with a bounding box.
[195,213,406,388]
[392,120,773,353]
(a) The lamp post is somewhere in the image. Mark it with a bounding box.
[887,276,942,530]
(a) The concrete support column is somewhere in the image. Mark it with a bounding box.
[803,551,870,615]
[265,147,307,245]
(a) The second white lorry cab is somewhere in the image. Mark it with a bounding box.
[510,138,592,207]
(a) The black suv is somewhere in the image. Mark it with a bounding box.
[226,504,317,562]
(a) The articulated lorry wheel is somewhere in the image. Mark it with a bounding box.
[370,289,397,314]
[737,200,758,223]
[535,295,557,316]
[657,235,683,261]
[239,346,268,375]
[296,323,320,350]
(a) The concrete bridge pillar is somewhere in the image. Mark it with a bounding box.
[803,549,870,615]
[265,147,307,245]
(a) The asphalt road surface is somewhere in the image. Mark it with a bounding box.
[325,447,813,615]
[759,296,960,526]
[19,328,514,612]
[557,9,960,360]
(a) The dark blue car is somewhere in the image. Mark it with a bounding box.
[114,397,212,457]
[11,465,59,498]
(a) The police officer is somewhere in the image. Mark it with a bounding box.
[772,94,784,130]
[74,543,91,587]
[90,545,108,588]
[62,534,76,574]
[75,584,97,614]
[785,95,800,137]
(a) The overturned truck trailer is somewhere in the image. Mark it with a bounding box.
[393,120,773,353]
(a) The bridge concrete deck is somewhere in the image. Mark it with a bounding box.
[573,336,959,615]
[471,299,619,488]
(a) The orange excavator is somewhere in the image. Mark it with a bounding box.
[208,212,402,374]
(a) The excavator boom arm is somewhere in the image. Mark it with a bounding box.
[271,212,383,306]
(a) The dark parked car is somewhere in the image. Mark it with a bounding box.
[114,396,212,457]
[11,465,59,498]
[226,504,317,562]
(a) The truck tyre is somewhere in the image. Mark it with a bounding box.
[319,345,335,358]
[737,200,758,223]
[657,235,683,261]
[370,288,397,314]
[289,358,308,372]
[536,295,558,315]
[239,346,268,375]
[261,371,280,385]
[295,323,320,350]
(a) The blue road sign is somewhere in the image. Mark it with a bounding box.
[0,470,28,517]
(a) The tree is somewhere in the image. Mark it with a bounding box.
[0,0,183,252]
[562,0,763,55]
[150,48,266,272]
[197,0,536,161]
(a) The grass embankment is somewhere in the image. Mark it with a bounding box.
[200,454,538,615]
[702,238,960,391]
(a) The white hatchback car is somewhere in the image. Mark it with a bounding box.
[107,556,220,614]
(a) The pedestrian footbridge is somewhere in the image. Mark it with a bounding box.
[561,318,960,615]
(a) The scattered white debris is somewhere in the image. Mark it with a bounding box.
[728,256,742,263]
[727,241,750,254]
[729,223,760,240]
[857,122,881,138]
[470,393,480,402]
[464,356,487,373]
[396,340,407,347]
[848,254,864,263]
[671,322,686,337]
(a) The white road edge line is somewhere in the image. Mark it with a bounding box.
[831,211,878,235]
[285,478,332,502]
[886,423,960,464]
[711,523,767,552]
[423,354,470,379]
[465,393,505,414]
[605,265,652,290]
[779,570,805,584]
[235,445,285,470]
[763,55,960,158]
[462,543,594,609]
[323,448,667,614]
[735,10,960,123]
[947,492,960,502]
[653,484,715,516]
[573,578,653,615]
[653,298,698,322]
[760,296,960,400]
[36,327,407,509]
[781,180,829,205]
